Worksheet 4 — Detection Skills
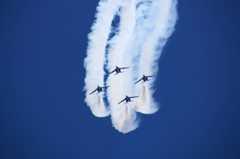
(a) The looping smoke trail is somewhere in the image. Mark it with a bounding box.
[84,0,178,133]
[135,0,178,115]
[106,0,138,132]
[84,0,122,117]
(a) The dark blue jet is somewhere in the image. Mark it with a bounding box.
[89,86,110,95]
[118,95,138,104]
[109,66,129,75]
[135,74,156,84]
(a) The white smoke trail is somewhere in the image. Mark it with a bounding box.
[84,0,122,117]
[106,0,138,133]
[111,104,139,133]
[85,94,110,117]
[135,83,158,114]
[124,0,156,100]
[135,0,178,114]
[84,0,178,133]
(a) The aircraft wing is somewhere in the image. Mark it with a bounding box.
[129,96,138,99]
[147,75,156,77]
[118,98,126,104]
[135,78,143,84]
[119,67,129,69]
[109,69,116,74]
[89,89,97,95]
[101,86,110,88]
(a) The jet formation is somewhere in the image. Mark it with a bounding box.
[89,66,155,105]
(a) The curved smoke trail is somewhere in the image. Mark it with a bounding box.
[84,0,178,133]
[106,0,138,132]
[134,0,178,115]
[84,0,122,117]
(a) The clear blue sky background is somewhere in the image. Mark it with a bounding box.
[1,0,240,159]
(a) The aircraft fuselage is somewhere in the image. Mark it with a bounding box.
[96,86,103,93]
[115,67,121,73]
[142,75,149,82]
[125,96,131,102]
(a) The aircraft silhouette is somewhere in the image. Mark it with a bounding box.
[109,66,129,75]
[118,95,138,104]
[89,86,110,95]
[135,74,156,84]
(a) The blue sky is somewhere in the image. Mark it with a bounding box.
[1,0,240,159]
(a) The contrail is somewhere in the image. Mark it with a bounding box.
[84,0,122,117]
[84,0,178,133]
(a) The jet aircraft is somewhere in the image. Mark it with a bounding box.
[89,86,110,95]
[135,74,156,84]
[109,66,129,75]
[118,95,138,104]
